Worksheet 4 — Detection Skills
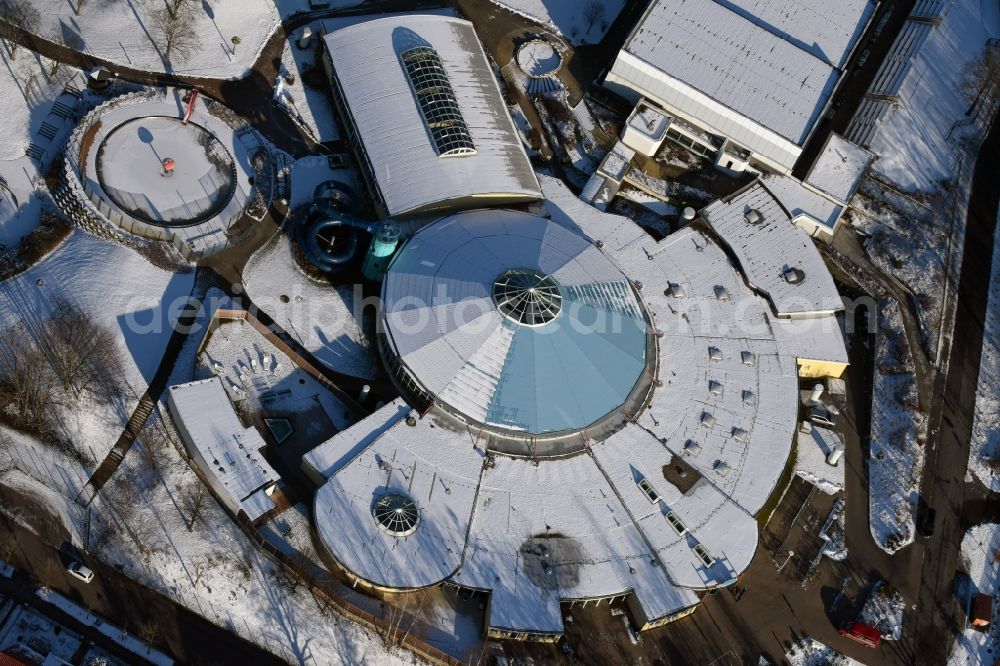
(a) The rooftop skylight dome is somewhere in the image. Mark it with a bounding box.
[373,493,420,537]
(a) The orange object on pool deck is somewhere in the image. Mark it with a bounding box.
[839,621,881,648]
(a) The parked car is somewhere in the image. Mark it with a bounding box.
[839,621,881,648]
[65,560,94,584]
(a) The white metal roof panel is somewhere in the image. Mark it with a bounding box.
[700,182,844,316]
[720,0,876,68]
[620,0,844,144]
[324,15,541,217]
[805,133,875,202]
[168,378,278,520]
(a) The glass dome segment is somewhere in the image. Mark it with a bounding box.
[372,494,420,537]
[380,210,656,438]
[493,269,563,326]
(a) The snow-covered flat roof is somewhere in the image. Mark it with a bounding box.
[760,173,844,233]
[610,227,800,514]
[303,399,410,481]
[323,15,541,217]
[627,100,671,141]
[805,133,875,203]
[719,0,876,68]
[313,412,484,589]
[621,0,845,145]
[167,378,278,522]
[700,182,844,316]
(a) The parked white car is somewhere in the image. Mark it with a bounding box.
[66,560,94,583]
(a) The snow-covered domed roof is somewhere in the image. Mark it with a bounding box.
[380,210,654,438]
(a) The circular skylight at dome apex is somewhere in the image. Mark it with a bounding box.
[373,493,420,537]
[493,269,563,326]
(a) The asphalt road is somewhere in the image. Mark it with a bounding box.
[912,111,1000,665]
[0,482,284,666]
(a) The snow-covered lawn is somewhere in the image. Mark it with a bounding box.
[868,0,1000,191]
[868,301,925,553]
[243,233,377,379]
[949,524,1000,665]
[490,0,624,45]
[2,408,410,665]
[275,27,341,144]
[785,638,861,666]
[969,208,1000,491]
[852,178,949,356]
[858,582,905,641]
[14,0,361,80]
[0,230,194,471]
[0,50,90,247]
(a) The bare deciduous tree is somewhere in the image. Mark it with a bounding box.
[584,0,605,35]
[151,6,197,65]
[960,42,1000,120]
[45,29,85,81]
[0,0,41,59]
[36,299,121,399]
[0,323,55,426]
[179,480,209,531]
[166,0,193,20]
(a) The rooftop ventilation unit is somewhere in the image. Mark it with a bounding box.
[708,346,723,361]
[693,543,716,567]
[683,439,703,456]
[741,351,756,367]
[744,209,763,224]
[637,478,660,504]
[783,267,806,284]
[714,285,730,301]
[708,380,723,396]
[732,427,748,442]
[742,389,757,407]
[713,460,731,476]
[668,283,685,298]
[700,412,716,427]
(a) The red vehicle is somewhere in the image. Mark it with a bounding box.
[839,621,881,648]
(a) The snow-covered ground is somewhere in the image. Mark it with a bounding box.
[0,50,89,247]
[490,0,625,45]
[852,178,949,356]
[0,230,194,472]
[243,234,377,379]
[275,27,341,144]
[950,523,1000,665]
[868,301,925,553]
[12,0,359,80]
[868,0,1000,191]
[969,208,1000,491]
[3,407,410,665]
[858,582,905,641]
[785,638,861,666]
